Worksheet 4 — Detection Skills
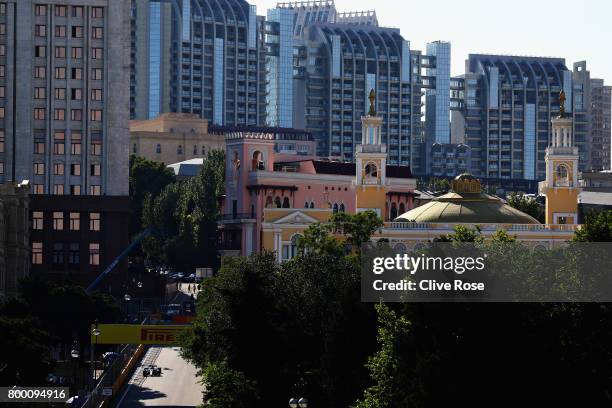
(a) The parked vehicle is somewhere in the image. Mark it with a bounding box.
[143,365,161,377]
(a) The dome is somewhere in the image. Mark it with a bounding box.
[395,174,540,224]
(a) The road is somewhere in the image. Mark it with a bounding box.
[115,346,202,408]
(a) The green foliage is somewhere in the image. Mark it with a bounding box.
[201,360,259,408]
[299,210,383,257]
[142,150,225,270]
[417,177,451,193]
[506,192,544,223]
[129,155,175,236]
[354,304,413,408]
[573,210,612,242]
[435,225,484,243]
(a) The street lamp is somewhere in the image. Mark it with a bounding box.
[90,320,100,391]
[70,340,80,394]
[288,397,308,408]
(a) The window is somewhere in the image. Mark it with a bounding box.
[89,185,101,196]
[55,46,66,58]
[34,162,45,175]
[34,108,45,120]
[0,23,4,35]
[91,140,102,156]
[91,68,103,80]
[53,212,64,230]
[0,3,5,15]
[72,26,83,38]
[53,162,64,175]
[34,66,46,79]
[55,67,66,79]
[0,65,4,77]
[0,86,4,97]
[71,47,82,59]
[132,143,136,154]
[90,110,102,121]
[68,243,80,265]
[69,212,80,231]
[89,213,100,231]
[0,44,4,56]
[32,242,43,265]
[0,107,4,119]
[177,145,183,155]
[32,211,43,230]
[55,25,66,37]
[35,5,47,16]
[71,109,82,121]
[71,68,82,80]
[33,184,44,194]
[155,144,161,154]
[55,88,66,100]
[0,161,3,174]
[92,7,104,18]
[91,89,103,101]
[52,243,64,265]
[70,185,81,195]
[53,184,64,195]
[0,131,5,153]
[90,164,101,176]
[282,235,302,261]
[92,27,103,39]
[72,6,84,17]
[35,25,46,37]
[89,243,100,266]
[70,163,81,176]
[92,48,103,59]
[35,45,46,58]
[71,88,82,100]
[71,133,81,154]
[55,5,67,17]
[201,145,206,155]
[54,132,65,154]
[34,87,46,99]
[54,108,65,121]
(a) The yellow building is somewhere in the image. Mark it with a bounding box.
[538,94,581,225]
[257,92,579,260]
[130,113,225,165]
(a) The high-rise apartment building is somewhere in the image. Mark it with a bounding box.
[451,55,572,181]
[267,1,448,172]
[588,78,611,171]
[0,0,130,285]
[130,0,267,127]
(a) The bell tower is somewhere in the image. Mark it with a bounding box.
[539,91,581,225]
[355,89,387,217]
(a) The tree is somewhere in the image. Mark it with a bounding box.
[574,210,612,242]
[141,150,225,270]
[202,360,259,408]
[129,155,175,236]
[506,192,544,223]
[354,304,413,408]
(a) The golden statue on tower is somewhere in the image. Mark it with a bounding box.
[559,90,566,118]
[368,89,376,116]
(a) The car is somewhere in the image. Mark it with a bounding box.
[143,365,161,377]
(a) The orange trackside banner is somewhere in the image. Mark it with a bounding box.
[91,324,189,345]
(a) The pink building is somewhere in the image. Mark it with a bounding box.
[219,126,417,257]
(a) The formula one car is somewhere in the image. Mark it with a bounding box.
[143,365,162,377]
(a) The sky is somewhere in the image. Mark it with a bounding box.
[252,0,612,82]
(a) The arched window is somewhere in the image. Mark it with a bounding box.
[365,162,378,182]
[555,164,570,187]
[265,196,273,208]
[333,203,339,213]
[177,145,183,155]
[193,145,198,155]
[252,151,264,170]
[282,197,290,208]
[309,201,315,209]
[305,201,309,208]
[399,202,405,215]
[155,144,161,154]
[132,143,137,154]
[282,234,303,261]
[201,145,206,155]
[274,197,282,208]
[390,203,398,221]
[339,203,345,212]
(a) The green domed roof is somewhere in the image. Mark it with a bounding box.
[396,174,540,224]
